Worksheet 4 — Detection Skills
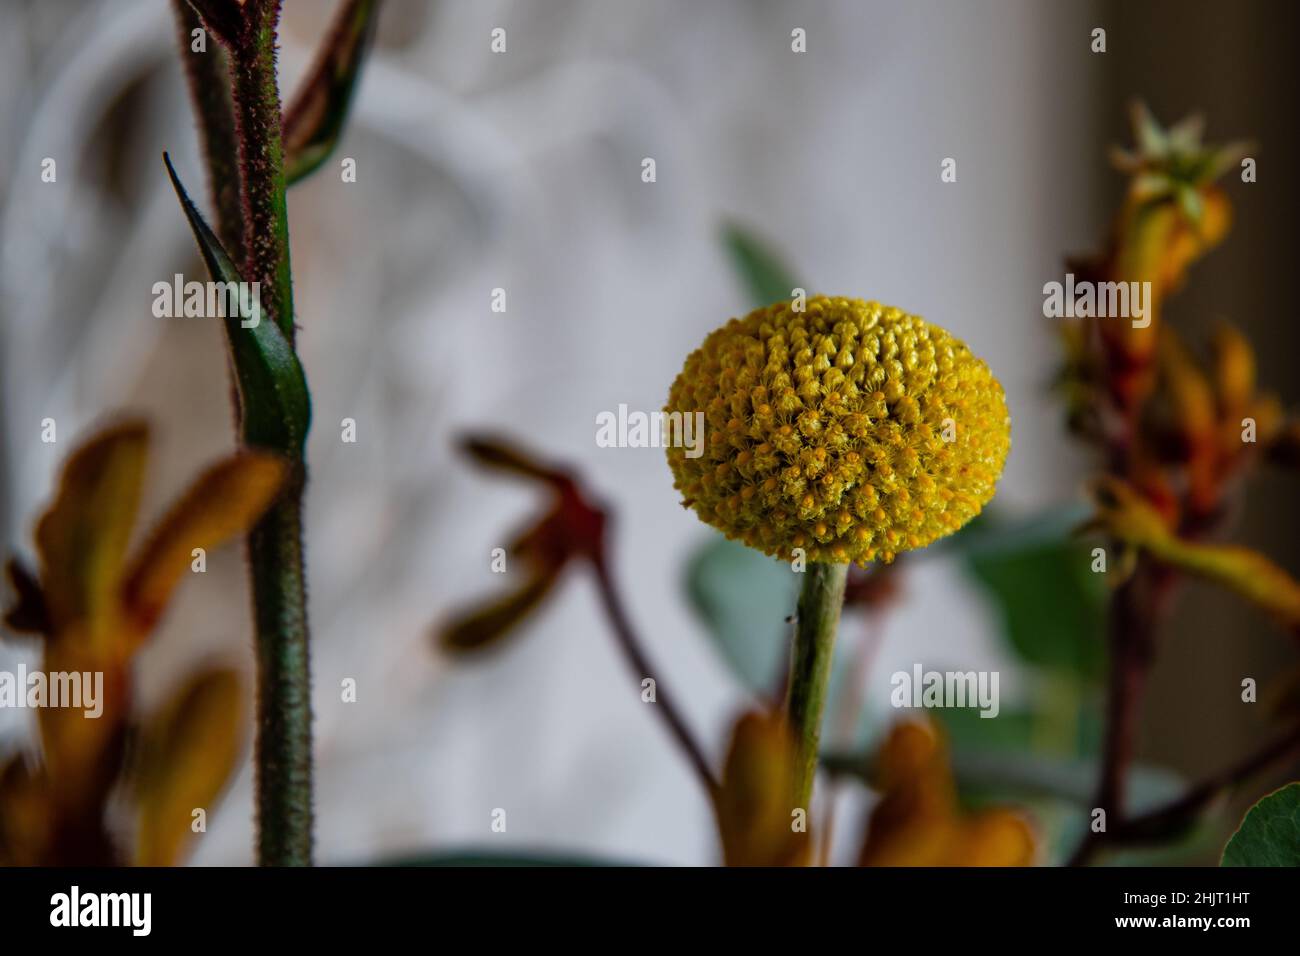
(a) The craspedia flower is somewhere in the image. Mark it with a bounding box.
[665,295,1010,565]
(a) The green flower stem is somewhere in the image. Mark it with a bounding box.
[231,3,312,867]
[785,560,849,812]
[173,0,313,865]
[247,467,312,866]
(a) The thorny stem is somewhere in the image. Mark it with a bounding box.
[591,555,721,802]
[785,561,849,813]
[173,0,313,865]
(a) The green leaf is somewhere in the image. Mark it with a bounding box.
[949,749,1183,812]
[721,223,801,309]
[684,535,798,694]
[935,706,1039,753]
[1221,782,1300,866]
[958,512,1106,681]
[164,153,312,454]
[283,0,382,186]
[940,502,1091,559]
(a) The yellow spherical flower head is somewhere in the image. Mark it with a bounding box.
[665,296,1010,565]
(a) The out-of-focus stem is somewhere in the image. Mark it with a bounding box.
[591,555,720,802]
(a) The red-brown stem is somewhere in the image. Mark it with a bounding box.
[1097,565,1163,813]
[590,555,721,803]
[1116,722,1300,842]
[171,0,244,260]
[1069,558,1171,866]
[227,0,295,341]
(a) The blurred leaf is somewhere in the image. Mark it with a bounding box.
[959,513,1106,681]
[121,452,287,637]
[722,223,801,308]
[685,535,797,693]
[436,435,612,654]
[1221,782,1300,866]
[283,0,382,185]
[34,421,149,643]
[715,710,811,866]
[134,669,245,866]
[437,564,563,653]
[460,434,568,485]
[1091,477,1300,633]
[950,750,1183,812]
[938,502,1090,558]
[164,153,312,454]
[935,706,1040,752]
[825,722,1179,812]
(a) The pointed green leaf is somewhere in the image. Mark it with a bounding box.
[283,0,382,186]
[163,153,311,454]
[958,511,1106,681]
[1221,782,1300,866]
[721,223,801,309]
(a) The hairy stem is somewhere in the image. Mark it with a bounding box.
[170,0,243,259]
[231,3,312,866]
[229,0,294,341]
[248,466,312,865]
[785,561,849,811]
[176,0,313,865]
